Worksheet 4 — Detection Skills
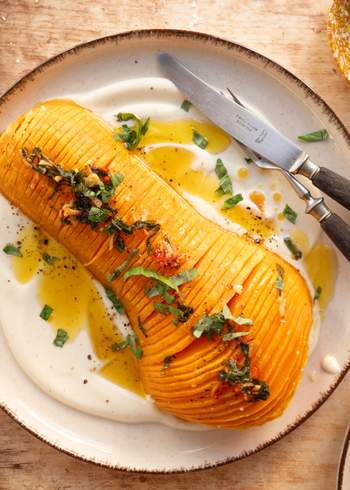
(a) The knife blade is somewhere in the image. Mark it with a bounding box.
[158,53,308,173]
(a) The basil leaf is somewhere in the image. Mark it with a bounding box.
[123,266,180,294]
[222,331,250,342]
[114,113,150,149]
[283,237,302,260]
[222,304,234,321]
[3,243,22,257]
[40,304,53,321]
[192,313,225,339]
[275,264,285,292]
[104,287,125,314]
[162,355,175,371]
[245,158,253,164]
[192,130,208,149]
[298,129,329,142]
[313,286,322,302]
[223,193,243,210]
[171,268,198,286]
[107,248,138,282]
[283,204,298,224]
[42,252,58,265]
[53,328,69,347]
[181,100,192,112]
[215,159,233,195]
[88,206,111,223]
[112,334,143,359]
[232,316,253,326]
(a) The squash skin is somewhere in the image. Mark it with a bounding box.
[0,99,313,428]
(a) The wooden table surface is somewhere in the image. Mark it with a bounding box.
[0,1,349,489]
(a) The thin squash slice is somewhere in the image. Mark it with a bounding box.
[0,99,313,428]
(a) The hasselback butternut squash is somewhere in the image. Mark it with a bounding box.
[0,99,313,428]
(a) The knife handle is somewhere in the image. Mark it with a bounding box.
[320,212,350,261]
[312,167,350,211]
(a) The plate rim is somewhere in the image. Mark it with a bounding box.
[338,424,350,490]
[1,28,350,474]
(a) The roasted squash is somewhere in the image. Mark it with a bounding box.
[0,99,313,428]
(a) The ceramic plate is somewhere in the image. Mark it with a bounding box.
[1,30,350,473]
[338,424,350,490]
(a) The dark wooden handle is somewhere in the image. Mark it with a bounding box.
[312,167,350,211]
[321,213,350,261]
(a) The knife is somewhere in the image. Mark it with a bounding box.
[158,53,350,212]
[158,53,350,261]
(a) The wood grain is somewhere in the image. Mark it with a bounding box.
[0,1,349,489]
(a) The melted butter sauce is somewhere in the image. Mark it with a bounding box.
[13,225,144,396]
[305,241,336,312]
[140,119,276,240]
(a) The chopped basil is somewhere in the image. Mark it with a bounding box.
[223,193,243,210]
[112,334,143,359]
[114,113,150,149]
[40,304,53,321]
[123,266,180,295]
[154,302,193,325]
[88,206,111,223]
[232,316,253,326]
[222,304,253,325]
[219,342,270,401]
[53,328,69,347]
[3,243,22,257]
[145,268,198,302]
[222,331,250,342]
[275,264,285,292]
[162,355,175,371]
[104,287,124,314]
[313,286,322,302]
[42,252,58,265]
[181,99,192,112]
[245,158,253,164]
[107,248,138,282]
[192,130,208,149]
[138,316,148,337]
[283,237,302,260]
[298,129,329,142]
[283,204,298,224]
[192,313,225,339]
[215,159,233,196]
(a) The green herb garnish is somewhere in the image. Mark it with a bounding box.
[181,99,192,112]
[3,243,22,257]
[215,159,233,196]
[298,129,329,142]
[162,355,175,371]
[283,237,302,260]
[145,268,198,302]
[123,266,181,295]
[40,304,53,321]
[154,302,193,325]
[53,328,69,347]
[112,334,143,359]
[313,286,322,302]
[245,158,253,164]
[42,252,58,265]
[138,316,148,337]
[107,248,138,282]
[222,331,251,342]
[104,287,124,314]
[283,204,298,224]
[193,305,252,339]
[88,206,111,223]
[275,264,285,292]
[223,193,243,210]
[219,342,269,401]
[192,130,208,149]
[114,113,150,149]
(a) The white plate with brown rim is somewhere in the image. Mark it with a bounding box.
[0,29,349,473]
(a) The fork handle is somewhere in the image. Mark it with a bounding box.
[312,167,350,211]
[320,213,350,261]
